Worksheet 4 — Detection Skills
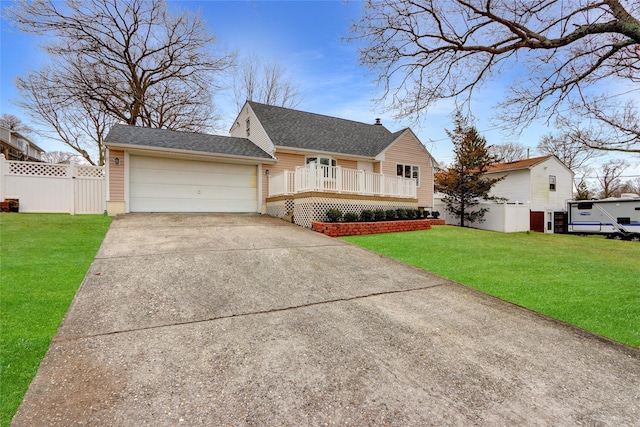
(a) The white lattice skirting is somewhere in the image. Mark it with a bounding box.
[267,195,419,228]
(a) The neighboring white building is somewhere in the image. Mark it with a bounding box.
[484,155,574,233]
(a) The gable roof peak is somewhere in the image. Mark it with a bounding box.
[246,101,400,157]
[246,100,389,130]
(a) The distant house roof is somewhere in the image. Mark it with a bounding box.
[247,101,401,157]
[105,124,274,160]
[485,155,554,173]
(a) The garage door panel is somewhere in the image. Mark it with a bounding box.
[132,156,253,174]
[131,169,257,188]
[130,183,257,200]
[129,156,258,213]
[131,197,258,213]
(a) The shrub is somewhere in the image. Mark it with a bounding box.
[344,211,359,222]
[415,209,423,219]
[326,208,343,223]
[423,210,431,218]
[360,209,375,222]
[406,208,416,219]
[432,210,441,219]
[385,209,397,220]
[396,208,408,220]
[374,209,386,221]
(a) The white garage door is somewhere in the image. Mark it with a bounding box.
[129,156,258,213]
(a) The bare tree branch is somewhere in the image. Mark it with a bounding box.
[350,0,640,153]
[489,142,528,163]
[5,0,236,164]
[596,158,629,197]
[0,114,33,134]
[232,54,303,111]
[536,130,602,173]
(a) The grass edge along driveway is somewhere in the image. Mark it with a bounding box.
[0,213,112,427]
[342,226,640,348]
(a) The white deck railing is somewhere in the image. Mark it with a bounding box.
[268,164,417,199]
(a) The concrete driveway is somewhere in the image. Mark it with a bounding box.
[13,214,640,426]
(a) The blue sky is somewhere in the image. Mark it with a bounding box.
[1,0,638,178]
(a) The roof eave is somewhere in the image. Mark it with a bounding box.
[485,166,531,174]
[274,145,377,161]
[105,142,276,164]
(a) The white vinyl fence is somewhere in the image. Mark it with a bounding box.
[434,200,530,233]
[0,154,106,214]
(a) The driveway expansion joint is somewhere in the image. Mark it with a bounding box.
[94,242,347,260]
[53,281,451,344]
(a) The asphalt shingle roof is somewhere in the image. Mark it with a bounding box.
[248,101,401,157]
[485,155,552,173]
[105,124,274,160]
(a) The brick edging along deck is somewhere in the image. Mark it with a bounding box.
[312,219,445,237]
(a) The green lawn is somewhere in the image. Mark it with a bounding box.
[0,213,112,427]
[342,226,640,348]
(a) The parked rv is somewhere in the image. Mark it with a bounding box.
[567,194,640,241]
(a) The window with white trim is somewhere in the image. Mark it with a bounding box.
[397,163,420,186]
[549,175,556,191]
[246,118,250,137]
[306,156,337,178]
[306,156,336,167]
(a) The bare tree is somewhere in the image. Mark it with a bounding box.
[488,143,528,163]
[233,54,303,110]
[41,151,86,164]
[6,0,235,165]
[596,159,629,198]
[16,67,116,165]
[0,114,33,134]
[536,130,600,173]
[619,177,640,195]
[563,98,640,154]
[350,0,640,153]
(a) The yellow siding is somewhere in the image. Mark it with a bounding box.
[381,132,433,208]
[108,149,125,201]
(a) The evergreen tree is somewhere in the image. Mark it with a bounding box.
[435,114,503,227]
[575,180,592,200]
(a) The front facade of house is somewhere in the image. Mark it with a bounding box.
[105,102,436,227]
[484,155,574,233]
